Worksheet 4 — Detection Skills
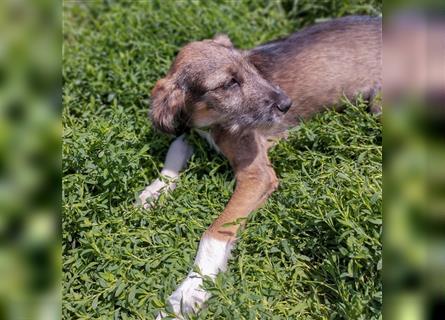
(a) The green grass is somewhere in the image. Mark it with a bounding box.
[63,1,382,319]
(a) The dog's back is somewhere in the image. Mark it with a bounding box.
[248,16,382,123]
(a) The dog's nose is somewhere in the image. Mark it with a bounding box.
[274,98,292,113]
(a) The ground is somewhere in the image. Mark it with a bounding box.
[63,1,382,319]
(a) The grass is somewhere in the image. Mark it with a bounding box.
[63,1,382,319]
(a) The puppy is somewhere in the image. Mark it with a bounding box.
[139,16,382,318]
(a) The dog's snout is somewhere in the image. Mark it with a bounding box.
[274,97,292,113]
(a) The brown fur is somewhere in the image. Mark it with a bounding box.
[249,16,382,121]
[151,16,382,241]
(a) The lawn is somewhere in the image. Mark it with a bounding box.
[62,1,382,319]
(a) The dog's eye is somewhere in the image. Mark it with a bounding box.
[224,78,239,89]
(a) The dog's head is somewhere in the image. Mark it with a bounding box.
[150,34,292,135]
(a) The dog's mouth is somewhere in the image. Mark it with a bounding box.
[222,109,286,133]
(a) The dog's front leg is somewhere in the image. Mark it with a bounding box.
[138,134,193,208]
[158,131,277,318]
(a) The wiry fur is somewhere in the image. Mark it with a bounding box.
[150,34,292,135]
[150,16,381,136]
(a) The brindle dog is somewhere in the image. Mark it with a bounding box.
[141,16,381,319]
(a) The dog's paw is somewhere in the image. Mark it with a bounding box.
[137,178,176,209]
[167,272,210,317]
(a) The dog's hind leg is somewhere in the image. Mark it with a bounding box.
[157,130,277,318]
[137,134,193,208]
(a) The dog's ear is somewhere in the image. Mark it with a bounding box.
[213,34,233,48]
[150,77,186,135]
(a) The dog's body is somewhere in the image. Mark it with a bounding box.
[139,16,382,319]
[249,15,381,125]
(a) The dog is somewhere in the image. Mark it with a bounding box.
[139,16,382,319]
